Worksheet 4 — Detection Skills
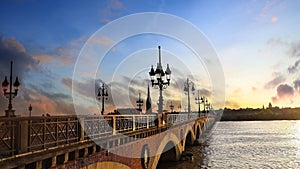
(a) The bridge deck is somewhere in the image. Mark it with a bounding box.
[0,113,214,169]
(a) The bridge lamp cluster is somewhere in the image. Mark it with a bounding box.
[1,61,20,117]
[149,46,172,125]
[97,83,109,115]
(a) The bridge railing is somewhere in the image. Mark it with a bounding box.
[28,116,80,151]
[0,118,17,158]
[167,112,200,124]
[0,113,201,158]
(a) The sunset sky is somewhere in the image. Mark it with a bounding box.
[0,0,299,116]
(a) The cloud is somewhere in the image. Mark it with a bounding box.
[0,36,78,116]
[287,41,300,57]
[33,46,76,67]
[264,72,286,89]
[271,84,294,103]
[62,77,72,89]
[288,59,300,74]
[267,39,300,58]
[259,1,278,17]
[20,88,74,115]
[99,0,126,23]
[198,88,212,97]
[0,36,39,78]
[88,36,116,51]
[271,17,278,22]
[267,38,288,47]
[225,100,240,109]
[294,80,300,93]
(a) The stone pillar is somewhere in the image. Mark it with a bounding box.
[36,161,43,169]
[92,145,96,153]
[84,148,88,157]
[17,119,29,154]
[113,116,116,135]
[80,117,85,141]
[146,116,149,129]
[5,109,16,117]
[64,152,69,163]
[132,116,136,131]
[51,155,57,167]
[164,113,168,124]
[157,114,162,127]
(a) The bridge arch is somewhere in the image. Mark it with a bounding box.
[195,124,202,139]
[183,127,196,147]
[151,132,182,169]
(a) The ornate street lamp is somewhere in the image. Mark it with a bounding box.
[136,92,143,113]
[184,78,195,114]
[97,83,108,115]
[169,101,174,113]
[195,90,203,116]
[149,46,171,125]
[2,61,20,117]
[178,104,181,112]
[202,97,210,117]
[206,102,211,116]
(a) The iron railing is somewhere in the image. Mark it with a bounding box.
[0,113,201,158]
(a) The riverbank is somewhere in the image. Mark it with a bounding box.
[220,107,300,121]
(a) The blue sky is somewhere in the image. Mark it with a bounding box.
[0,0,299,116]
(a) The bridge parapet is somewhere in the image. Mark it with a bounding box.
[0,113,205,159]
[0,114,216,169]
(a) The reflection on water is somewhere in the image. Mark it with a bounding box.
[159,121,300,168]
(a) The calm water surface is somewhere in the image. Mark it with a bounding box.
[159,121,300,168]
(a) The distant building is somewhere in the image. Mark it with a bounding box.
[268,102,272,109]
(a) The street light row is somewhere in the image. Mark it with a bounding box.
[97,46,212,126]
[1,47,210,119]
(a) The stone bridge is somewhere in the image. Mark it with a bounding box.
[0,113,216,169]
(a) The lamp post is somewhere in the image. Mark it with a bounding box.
[206,102,211,116]
[199,96,206,117]
[149,46,171,126]
[184,78,195,114]
[28,104,32,117]
[97,83,108,115]
[169,101,174,113]
[136,92,143,113]
[2,61,20,117]
[203,98,209,117]
[195,90,203,117]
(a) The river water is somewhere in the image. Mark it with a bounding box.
[159,121,300,168]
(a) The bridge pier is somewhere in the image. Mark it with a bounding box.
[64,153,69,164]
[92,145,97,153]
[36,160,42,169]
[51,156,57,167]
[84,147,88,157]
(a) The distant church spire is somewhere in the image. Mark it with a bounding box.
[146,84,152,113]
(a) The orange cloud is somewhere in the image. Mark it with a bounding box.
[225,100,240,109]
[271,17,278,22]
[99,0,126,23]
